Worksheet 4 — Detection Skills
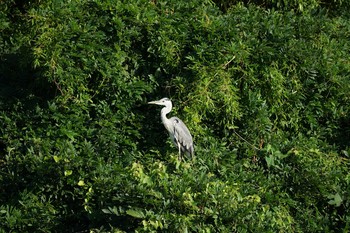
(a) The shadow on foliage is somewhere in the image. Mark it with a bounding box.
[0,49,56,107]
[0,46,56,196]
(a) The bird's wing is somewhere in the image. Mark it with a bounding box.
[171,117,194,155]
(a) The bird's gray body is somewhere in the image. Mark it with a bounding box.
[148,98,194,159]
[167,116,194,156]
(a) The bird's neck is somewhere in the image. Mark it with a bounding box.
[161,106,172,128]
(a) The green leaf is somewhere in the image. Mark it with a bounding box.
[77,180,85,186]
[53,156,61,163]
[64,170,73,176]
[265,155,275,167]
[328,193,342,207]
[126,208,145,219]
[102,206,123,216]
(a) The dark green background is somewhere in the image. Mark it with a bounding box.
[0,0,349,231]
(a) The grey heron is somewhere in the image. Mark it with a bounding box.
[148,98,194,159]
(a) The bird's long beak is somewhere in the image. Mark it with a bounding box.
[148,100,160,105]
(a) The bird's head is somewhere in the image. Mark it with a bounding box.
[148,98,171,106]
[148,97,172,107]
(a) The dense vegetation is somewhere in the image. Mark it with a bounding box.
[1,0,349,232]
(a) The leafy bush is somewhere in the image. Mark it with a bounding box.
[0,0,349,232]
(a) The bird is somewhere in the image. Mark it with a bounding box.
[148,97,194,159]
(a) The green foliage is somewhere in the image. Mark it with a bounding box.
[212,0,350,13]
[1,0,350,232]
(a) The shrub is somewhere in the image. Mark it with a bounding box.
[0,0,349,232]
